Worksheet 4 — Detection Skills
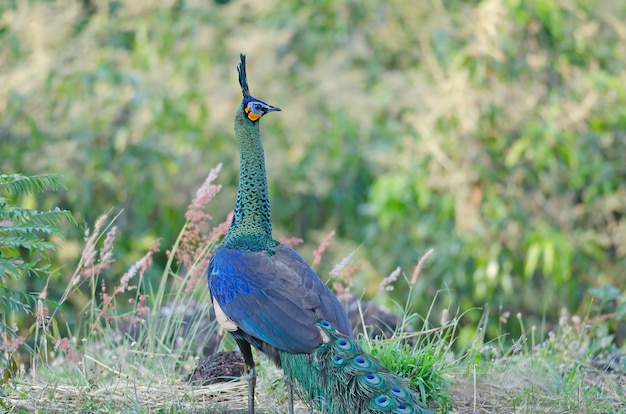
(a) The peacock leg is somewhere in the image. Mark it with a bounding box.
[246,367,256,414]
[237,339,256,414]
[285,375,294,414]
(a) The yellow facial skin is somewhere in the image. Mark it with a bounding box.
[245,105,263,122]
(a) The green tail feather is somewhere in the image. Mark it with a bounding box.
[280,320,435,414]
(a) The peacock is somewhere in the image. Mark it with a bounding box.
[208,54,435,414]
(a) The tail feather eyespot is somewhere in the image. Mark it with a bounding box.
[357,372,385,389]
[331,354,346,367]
[370,394,394,410]
[389,385,412,400]
[317,319,335,333]
[393,403,415,414]
[352,355,376,370]
[334,337,357,354]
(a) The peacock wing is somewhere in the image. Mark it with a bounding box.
[209,244,352,354]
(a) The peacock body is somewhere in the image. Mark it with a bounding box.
[207,54,434,414]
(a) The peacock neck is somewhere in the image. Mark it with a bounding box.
[222,106,277,251]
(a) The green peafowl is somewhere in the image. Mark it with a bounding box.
[208,54,435,414]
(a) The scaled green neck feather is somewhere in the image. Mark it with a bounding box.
[222,105,278,251]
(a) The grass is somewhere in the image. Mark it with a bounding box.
[2,170,624,413]
[448,312,625,413]
[4,296,623,413]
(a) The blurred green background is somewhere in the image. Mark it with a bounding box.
[1,0,625,342]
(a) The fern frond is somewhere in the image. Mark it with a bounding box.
[0,234,57,251]
[0,257,20,280]
[0,173,67,196]
[0,283,37,315]
[1,207,75,228]
[0,223,59,237]
[0,256,47,280]
[0,173,73,340]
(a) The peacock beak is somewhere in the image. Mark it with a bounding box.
[266,105,282,113]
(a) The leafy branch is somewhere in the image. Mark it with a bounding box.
[0,173,75,349]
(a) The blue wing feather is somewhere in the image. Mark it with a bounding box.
[209,244,352,354]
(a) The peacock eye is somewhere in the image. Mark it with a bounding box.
[254,103,262,111]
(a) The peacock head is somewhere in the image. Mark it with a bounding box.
[238,54,281,123]
[242,97,281,122]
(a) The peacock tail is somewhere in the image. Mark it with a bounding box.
[280,320,435,414]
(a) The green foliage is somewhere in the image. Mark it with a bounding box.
[366,338,452,411]
[0,352,20,386]
[588,284,626,326]
[0,173,74,345]
[1,0,625,347]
